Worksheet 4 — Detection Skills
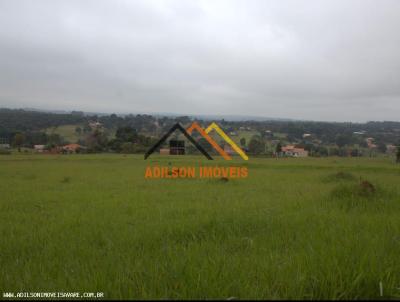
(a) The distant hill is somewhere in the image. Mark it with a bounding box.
[18,107,294,122]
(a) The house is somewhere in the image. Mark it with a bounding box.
[303,133,312,138]
[366,138,377,149]
[282,145,308,157]
[34,145,46,153]
[63,144,84,153]
[0,143,10,149]
[386,144,397,154]
[144,123,212,160]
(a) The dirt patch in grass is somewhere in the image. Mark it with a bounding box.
[359,180,376,196]
[331,181,378,200]
[327,179,396,212]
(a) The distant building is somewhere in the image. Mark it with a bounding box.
[34,145,46,152]
[0,143,10,149]
[282,145,308,157]
[303,133,311,138]
[366,138,377,149]
[386,144,397,154]
[264,130,273,138]
[63,144,84,153]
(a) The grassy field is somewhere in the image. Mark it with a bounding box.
[45,125,83,144]
[0,154,399,299]
[45,125,116,144]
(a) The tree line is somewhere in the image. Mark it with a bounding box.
[1,109,400,159]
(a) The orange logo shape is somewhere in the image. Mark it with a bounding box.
[186,122,232,160]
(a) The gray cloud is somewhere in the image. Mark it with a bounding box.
[0,0,399,121]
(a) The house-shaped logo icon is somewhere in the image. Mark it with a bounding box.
[145,122,248,161]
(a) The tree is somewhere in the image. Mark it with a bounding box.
[83,124,92,133]
[75,126,82,136]
[12,133,24,152]
[115,126,138,142]
[316,146,329,157]
[85,129,108,152]
[109,126,139,152]
[338,147,349,157]
[120,142,135,154]
[377,142,387,154]
[240,137,246,147]
[304,143,314,152]
[175,116,191,125]
[276,142,282,154]
[351,149,360,157]
[48,133,63,145]
[359,140,368,148]
[335,134,352,148]
[329,147,339,156]
[29,132,48,145]
[109,126,155,153]
[248,138,264,155]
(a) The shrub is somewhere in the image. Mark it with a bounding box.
[120,142,135,154]
[331,181,377,199]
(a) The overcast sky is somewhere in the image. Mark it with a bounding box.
[0,0,399,122]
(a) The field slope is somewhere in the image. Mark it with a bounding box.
[0,154,399,299]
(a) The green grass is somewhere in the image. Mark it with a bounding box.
[45,125,116,144]
[234,130,259,145]
[45,124,83,143]
[0,154,400,299]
